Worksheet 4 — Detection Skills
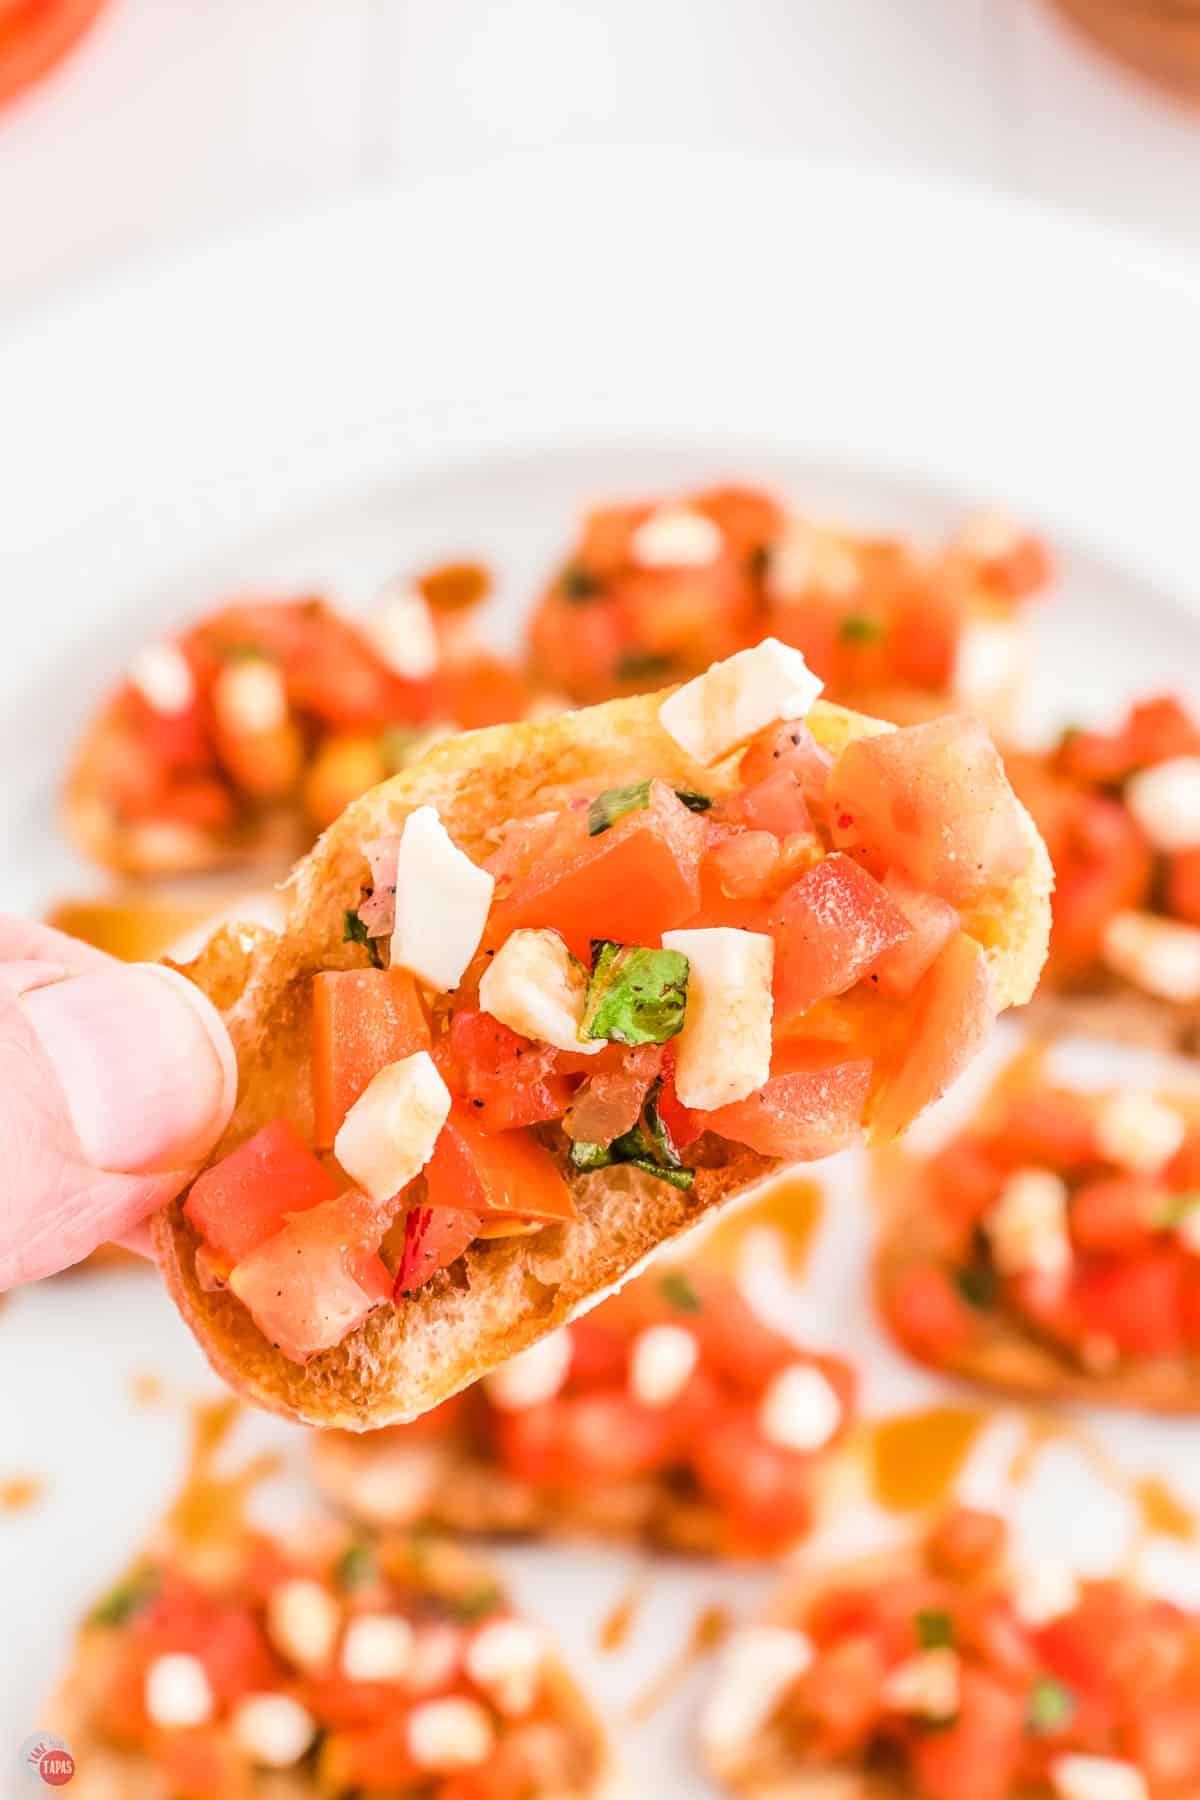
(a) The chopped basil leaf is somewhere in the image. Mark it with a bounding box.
[916,1609,955,1650]
[660,1270,703,1313]
[335,1542,377,1591]
[570,1082,695,1192]
[561,560,601,602]
[343,908,383,969]
[954,1262,997,1310]
[452,1580,503,1623]
[1026,1675,1075,1734]
[91,1566,159,1628]
[674,789,713,813]
[1154,1189,1200,1230]
[221,641,271,663]
[588,780,652,837]
[569,1141,613,1173]
[627,1160,694,1189]
[582,943,689,1045]
[838,613,886,645]
[616,650,673,683]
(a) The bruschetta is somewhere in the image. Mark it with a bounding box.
[66,572,529,877]
[46,1406,614,1800]
[528,482,1050,725]
[154,641,1051,1429]
[702,1503,1197,1800]
[1006,694,1200,1055]
[875,1046,1200,1410]
[311,1263,856,1557]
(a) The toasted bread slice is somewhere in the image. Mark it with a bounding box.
[1029,976,1200,1059]
[154,688,1050,1430]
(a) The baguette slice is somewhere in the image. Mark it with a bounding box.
[154,685,1050,1430]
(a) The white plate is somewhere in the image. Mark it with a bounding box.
[4,152,1200,1795]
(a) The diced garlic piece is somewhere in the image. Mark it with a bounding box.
[407,1696,495,1771]
[1051,1754,1149,1800]
[267,1578,340,1670]
[369,583,439,681]
[232,1693,317,1767]
[483,1330,572,1412]
[464,1617,546,1717]
[128,642,195,716]
[658,639,823,767]
[881,1648,960,1721]
[985,1169,1071,1281]
[1124,756,1200,853]
[341,1613,414,1683]
[758,1363,842,1452]
[334,1050,451,1204]
[953,618,1023,709]
[1102,910,1200,1004]
[213,657,288,735]
[478,927,601,1055]
[1094,1090,1185,1176]
[145,1653,214,1728]
[629,1324,699,1409]
[629,506,723,569]
[1012,1559,1079,1628]
[700,1626,814,1758]
[660,926,773,1109]
[390,805,494,992]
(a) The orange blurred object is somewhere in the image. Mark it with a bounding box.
[0,0,108,109]
[1046,0,1200,105]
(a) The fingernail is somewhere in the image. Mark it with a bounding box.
[23,963,237,1173]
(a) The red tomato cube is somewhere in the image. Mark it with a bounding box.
[870,871,958,997]
[871,932,992,1142]
[228,1191,392,1363]
[312,968,430,1147]
[699,1040,871,1160]
[883,1264,975,1364]
[184,1119,337,1264]
[395,1204,481,1298]
[424,1104,576,1224]
[770,854,911,1020]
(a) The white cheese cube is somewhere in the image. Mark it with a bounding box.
[334,1050,451,1204]
[213,657,288,735]
[953,618,1023,709]
[408,1696,495,1771]
[267,1578,341,1670]
[881,1648,960,1721]
[766,521,860,601]
[1094,1090,1185,1175]
[464,1617,546,1717]
[128,642,195,716]
[985,1169,1071,1281]
[701,1626,813,1759]
[369,583,439,681]
[390,805,494,992]
[1052,1755,1150,1800]
[660,927,773,1109]
[1102,910,1200,1004]
[758,1363,843,1452]
[658,639,823,767]
[478,928,601,1055]
[232,1693,317,1767]
[144,1653,214,1728]
[629,505,723,569]
[1012,1559,1079,1628]
[341,1613,414,1683]
[483,1329,572,1412]
[629,1324,699,1409]
[1124,755,1200,853]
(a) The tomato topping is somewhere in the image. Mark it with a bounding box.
[870,871,959,998]
[829,716,1028,906]
[906,1667,1026,1800]
[228,1191,393,1363]
[434,1011,574,1133]
[993,1091,1098,1171]
[321,1715,423,1790]
[885,1264,975,1364]
[770,854,911,1019]
[395,1204,481,1298]
[184,1120,337,1264]
[1052,792,1153,968]
[795,1634,889,1757]
[690,1413,815,1551]
[424,1104,576,1224]
[1069,1177,1157,1257]
[725,767,817,842]
[656,1042,702,1149]
[738,720,833,794]
[148,1728,244,1800]
[871,932,992,1142]
[485,780,706,961]
[699,1041,871,1161]
[493,1392,677,1487]
[1070,1247,1185,1358]
[926,1506,1008,1580]
[312,968,430,1147]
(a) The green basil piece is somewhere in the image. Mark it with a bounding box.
[569,1081,695,1192]
[91,1566,160,1628]
[334,1542,377,1591]
[588,780,652,837]
[343,908,384,969]
[838,613,886,645]
[660,1270,703,1312]
[1153,1190,1200,1230]
[616,650,673,683]
[582,943,689,1045]
[954,1262,997,1310]
[569,1141,613,1173]
[1026,1675,1075,1735]
[451,1580,504,1623]
[915,1609,956,1650]
[561,560,601,602]
[674,789,713,813]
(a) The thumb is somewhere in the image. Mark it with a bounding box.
[0,958,236,1287]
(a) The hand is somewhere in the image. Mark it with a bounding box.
[0,916,236,1287]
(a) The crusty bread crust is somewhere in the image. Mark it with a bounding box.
[153,690,1050,1429]
[1029,976,1200,1059]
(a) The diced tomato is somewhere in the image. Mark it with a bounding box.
[1125,1702,1200,1785]
[829,716,1028,905]
[184,1120,337,1264]
[563,1044,662,1145]
[884,1264,975,1364]
[926,1506,1008,1580]
[1052,793,1154,969]
[1070,1247,1185,1358]
[618,562,749,661]
[436,1010,573,1133]
[704,828,781,899]
[690,1412,815,1551]
[1069,1177,1157,1257]
[870,932,992,1142]
[656,1042,702,1149]
[795,1634,889,1758]
[305,1669,403,1730]
[147,1728,245,1800]
[906,1667,1026,1800]
[699,1041,871,1161]
[194,1605,278,1705]
[287,613,426,731]
[738,720,834,795]
[312,968,430,1147]
[726,767,817,844]
[870,871,959,998]
[528,592,628,698]
[424,1104,576,1224]
[320,1714,423,1790]
[956,1594,1040,1685]
[486,780,706,961]
[395,1204,480,1298]
[564,1319,630,1390]
[994,1091,1098,1171]
[770,854,911,1020]
[1124,694,1200,768]
[1167,1128,1200,1192]
[435,652,531,730]
[698,484,787,552]
[228,1191,393,1363]
[493,1392,675,1486]
[928,1135,1007,1233]
[1169,846,1200,926]
[686,1277,804,1390]
[887,580,961,693]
